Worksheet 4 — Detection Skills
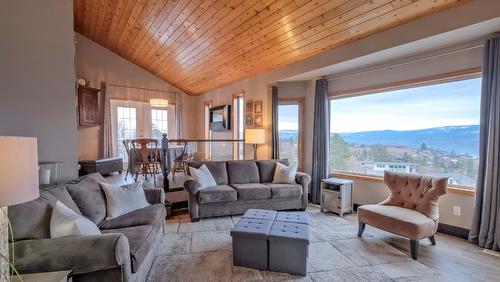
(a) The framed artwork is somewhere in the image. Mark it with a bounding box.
[254,100,263,114]
[246,114,254,126]
[246,100,253,113]
[255,114,263,127]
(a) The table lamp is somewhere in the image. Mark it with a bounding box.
[245,128,266,160]
[0,137,40,280]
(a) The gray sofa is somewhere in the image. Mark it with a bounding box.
[8,173,165,282]
[183,160,311,222]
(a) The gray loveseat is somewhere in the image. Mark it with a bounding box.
[8,173,165,282]
[183,160,311,222]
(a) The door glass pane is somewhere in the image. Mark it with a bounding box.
[117,106,137,162]
[151,108,168,140]
[278,104,300,164]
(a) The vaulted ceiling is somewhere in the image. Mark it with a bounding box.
[74,0,467,95]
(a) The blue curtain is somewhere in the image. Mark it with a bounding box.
[271,86,279,159]
[469,35,500,250]
[311,79,329,204]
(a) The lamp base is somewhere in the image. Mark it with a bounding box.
[253,144,258,160]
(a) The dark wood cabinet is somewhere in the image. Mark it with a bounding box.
[78,85,100,126]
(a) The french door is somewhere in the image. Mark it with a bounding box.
[111,100,175,161]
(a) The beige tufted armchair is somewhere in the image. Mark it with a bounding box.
[357,171,448,259]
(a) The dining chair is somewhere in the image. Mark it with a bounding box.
[122,139,132,180]
[172,142,195,179]
[131,138,161,186]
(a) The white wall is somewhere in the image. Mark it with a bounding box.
[75,33,196,160]
[0,0,77,181]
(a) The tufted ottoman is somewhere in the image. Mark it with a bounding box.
[268,221,310,276]
[230,218,273,270]
[241,208,277,221]
[275,211,310,225]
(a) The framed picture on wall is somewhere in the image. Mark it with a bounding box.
[254,100,263,113]
[246,114,254,126]
[255,114,263,127]
[246,100,253,113]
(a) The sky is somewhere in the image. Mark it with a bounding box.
[278,78,481,132]
[278,104,300,131]
[330,77,481,133]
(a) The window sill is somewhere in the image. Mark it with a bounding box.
[330,171,475,197]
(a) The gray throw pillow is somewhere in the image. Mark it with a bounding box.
[66,173,108,224]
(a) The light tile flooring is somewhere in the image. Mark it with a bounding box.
[146,206,500,282]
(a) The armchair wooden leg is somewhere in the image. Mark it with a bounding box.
[410,240,419,260]
[429,235,436,245]
[357,222,366,237]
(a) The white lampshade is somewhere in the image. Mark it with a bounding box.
[0,137,40,206]
[245,128,266,145]
[150,99,169,108]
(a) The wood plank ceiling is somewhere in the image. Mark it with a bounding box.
[74,0,467,95]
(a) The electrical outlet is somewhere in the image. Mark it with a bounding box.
[453,206,461,216]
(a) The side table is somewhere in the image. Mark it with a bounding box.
[320,178,353,217]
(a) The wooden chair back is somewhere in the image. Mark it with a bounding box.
[131,139,159,164]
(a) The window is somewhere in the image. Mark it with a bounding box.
[204,101,212,159]
[233,94,244,160]
[278,101,302,167]
[117,106,137,161]
[329,77,481,189]
[151,108,168,140]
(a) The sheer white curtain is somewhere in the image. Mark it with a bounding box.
[102,83,113,157]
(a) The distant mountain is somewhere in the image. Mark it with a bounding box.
[338,125,479,157]
[279,125,480,157]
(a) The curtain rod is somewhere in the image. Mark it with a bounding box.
[108,84,177,94]
[327,44,484,81]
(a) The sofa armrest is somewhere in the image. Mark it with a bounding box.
[144,188,165,204]
[12,233,130,275]
[183,177,200,195]
[296,172,311,209]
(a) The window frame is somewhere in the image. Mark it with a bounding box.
[328,68,482,197]
[278,98,305,171]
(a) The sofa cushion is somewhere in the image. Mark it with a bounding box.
[227,160,260,184]
[231,183,271,200]
[198,185,237,204]
[8,191,57,241]
[188,161,228,185]
[43,186,82,215]
[65,173,108,224]
[266,183,303,199]
[358,204,437,240]
[102,224,158,273]
[256,160,289,183]
[98,204,166,230]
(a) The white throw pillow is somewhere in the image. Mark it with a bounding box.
[99,181,150,219]
[50,201,101,238]
[189,164,217,189]
[272,162,298,184]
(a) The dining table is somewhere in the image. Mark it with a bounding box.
[127,145,184,177]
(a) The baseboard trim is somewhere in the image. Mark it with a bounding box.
[437,223,470,240]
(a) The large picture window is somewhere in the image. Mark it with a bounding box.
[329,76,481,189]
